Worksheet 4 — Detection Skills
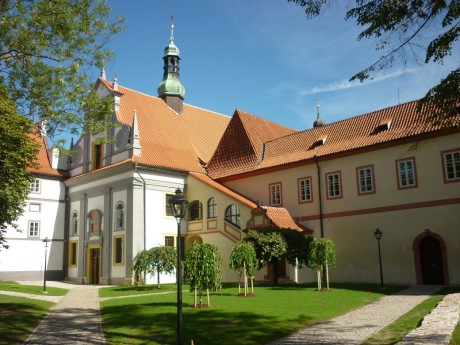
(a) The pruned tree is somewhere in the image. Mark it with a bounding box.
[184,243,222,307]
[229,241,258,296]
[132,249,151,285]
[149,246,177,289]
[307,238,336,291]
[244,230,287,284]
[0,85,38,250]
[288,0,460,126]
[132,246,177,288]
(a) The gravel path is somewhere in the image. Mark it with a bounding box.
[266,285,445,345]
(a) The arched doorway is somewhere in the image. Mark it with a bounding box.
[413,232,449,285]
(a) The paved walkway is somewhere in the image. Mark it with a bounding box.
[267,285,459,345]
[0,282,458,345]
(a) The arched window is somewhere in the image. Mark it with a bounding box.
[207,197,217,219]
[115,202,124,231]
[71,211,78,235]
[188,200,202,221]
[88,209,102,235]
[225,204,240,228]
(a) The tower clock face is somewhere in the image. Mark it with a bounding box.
[115,125,129,149]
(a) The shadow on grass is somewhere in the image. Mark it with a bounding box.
[102,301,313,345]
[0,302,47,345]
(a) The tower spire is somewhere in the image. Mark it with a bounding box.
[313,96,326,128]
[157,14,185,114]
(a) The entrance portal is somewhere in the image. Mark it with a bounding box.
[87,247,100,285]
[420,236,444,285]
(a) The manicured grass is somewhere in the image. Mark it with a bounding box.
[100,283,404,345]
[0,281,68,296]
[99,283,178,298]
[450,320,460,345]
[0,294,55,345]
[363,287,460,345]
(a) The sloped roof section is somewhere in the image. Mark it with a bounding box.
[99,78,230,173]
[188,172,257,209]
[210,100,460,179]
[207,109,298,178]
[28,130,66,177]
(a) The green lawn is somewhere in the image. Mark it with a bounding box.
[0,294,55,345]
[100,283,404,345]
[0,281,68,296]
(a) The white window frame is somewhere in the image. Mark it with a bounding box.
[326,172,342,199]
[28,221,40,237]
[442,149,460,182]
[30,179,40,193]
[298,177,313,203]
[396,158,417,189]
[269,182,282,206]
[357,166,375,195]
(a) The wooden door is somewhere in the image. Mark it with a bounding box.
[420,236,444,285]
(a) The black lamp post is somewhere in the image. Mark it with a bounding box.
[373,228,384,287]
[42,237,50,293]
[168,188,188,345]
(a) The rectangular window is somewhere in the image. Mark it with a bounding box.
[396,158,417,189]
[113,235,124,265]
[28,221,40,237]
[165,236,175,247]
[92,143,104,170]
[269,182,282,206]
[326,172,342,199]
[165,193,174,217]
[298,177,313,203]
[357,166,375,195]
[30,179,40,193]
[29,203,41,212]
[442,149,460,182]
[69,240,78,267]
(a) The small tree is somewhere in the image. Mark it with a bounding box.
[244,230,287,284]
[229,241,258,296]
[184,243,222,307]
[132,246,177,287]
[307,238,336,291]
[149,246,176,288]
[132,249,151,285]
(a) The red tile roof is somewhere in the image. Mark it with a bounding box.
[207,109,298,178]
[188,172,257,209]
[28,130,66,177]
[99,79,230,173]
[207,100,460,179]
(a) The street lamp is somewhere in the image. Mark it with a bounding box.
[168,188,188,345]
[373,228,384,287]
[42,237,50,293]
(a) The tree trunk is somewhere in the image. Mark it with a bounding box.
[238,270,241,295]
[199,288,203,307]
[157,271,160,289]
[194,286,197,307]
[251,276,254,294]
[207,288,210,306]
[317,269,322,291]
[326,262,330,290]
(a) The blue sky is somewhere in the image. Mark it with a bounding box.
[100,0,458,131]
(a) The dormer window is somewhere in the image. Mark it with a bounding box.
[309,136,327,150]
[373,120,392,134]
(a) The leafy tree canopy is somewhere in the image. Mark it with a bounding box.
[0,0,124,147]
[307,237,336,270]
[229,241,258,278]
[244,230,287,269]
[0,84,38,250]
[288,0,459,125]
[184,243,222,292]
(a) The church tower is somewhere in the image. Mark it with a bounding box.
[157,18,185,114]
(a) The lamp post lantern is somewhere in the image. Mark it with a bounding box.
[42,237,50,293]
[373,228,384,287]
[168,188,188,345]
